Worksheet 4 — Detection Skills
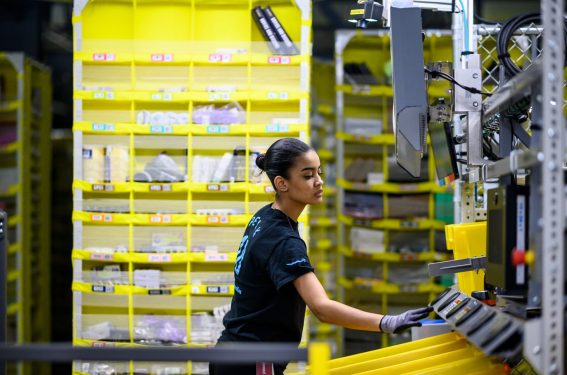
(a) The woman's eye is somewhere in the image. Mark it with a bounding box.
[304,175,313,179]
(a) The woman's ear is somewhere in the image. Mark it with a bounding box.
[274,176,288,193]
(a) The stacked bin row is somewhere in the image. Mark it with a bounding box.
[72,1,312,374]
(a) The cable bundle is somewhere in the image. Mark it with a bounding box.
[496,13,567,77]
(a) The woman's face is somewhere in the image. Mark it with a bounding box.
[283,150,324,205]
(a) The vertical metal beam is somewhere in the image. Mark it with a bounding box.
[540,0,565,370]
[0,210,7,375]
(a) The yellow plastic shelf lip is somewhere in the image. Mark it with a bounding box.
[0,100,20,112]
[133,52,191,64]
[336,131,395,145]
[131,285,188,296]
[339,245,448,262]
[130,123,190,135]
[337,178,443,194]
[190,182,248,193]
[338,214,446,230]
[309,217,336,227]
[71,249,193,264]
[7,303,19,316]
[189,252,237,263]
[8,243,20,255]
[0,184,20,198]
[249,90,308,102]
[312,239,333,250]
[190,214,251,226]
[7,215,21,227]
[132,182,189,193]
[73,121,131,134]
[192,91,248,102]
[336,84,393,96]
[74,90,132,101]
[317,149,335,161]
[248,123,308,136]
[0,142,18,154]
[73,180,131,193]
[7,270,20,283]
[191,124,248,135]
[135,91,191,102]
[73,339,206,348]
[74,51,134,63]
[192,53,249,65]
[338,277,441,294]
[316,104,335,116]
[250,53,305,65]
[249,183,276,195]
[72,211,131,224]
[131,213,190,225]
[190,284,234,296]
[72,281,130,295]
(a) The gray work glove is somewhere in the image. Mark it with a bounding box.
[379,306,433,334]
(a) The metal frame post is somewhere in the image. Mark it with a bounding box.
[540,0,565,371]
[1,210,7,375]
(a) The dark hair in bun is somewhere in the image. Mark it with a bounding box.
[255,153,267,171]
[261,138,313,191]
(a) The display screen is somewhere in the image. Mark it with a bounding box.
[428,122,459,185]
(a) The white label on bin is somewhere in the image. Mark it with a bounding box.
[90,214,103,221]
[207,216,219,223]
[205,253,229,262]
[148,254,172,262]
[150,125,173,134]
[264,186,275,193]
[91,123,115,132]
[90,253,114,261]
[151,93,162,101]
[207,184,220,191]
[192,286,199,293]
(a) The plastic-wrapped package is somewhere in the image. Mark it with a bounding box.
[134,315,187,344]
[192,102,245,125]
[134,152,186,183]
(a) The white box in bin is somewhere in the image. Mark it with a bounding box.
[345,118,382,135]
[351,228,385,254]
[134,270,161,289]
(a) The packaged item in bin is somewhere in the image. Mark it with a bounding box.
[137,111,188,126]
[82,146,105,182]
[134,315,187,344]
[151,232,186,253]
[105,145,129,182]
[134,269,161,289]
[192,102,245,125]
[134,152,186,183]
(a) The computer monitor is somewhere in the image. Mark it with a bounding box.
[390,6,428,178]
[428,121,459,185]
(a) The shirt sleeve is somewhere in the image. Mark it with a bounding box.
[267,237,314,290]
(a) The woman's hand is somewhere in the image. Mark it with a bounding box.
[379,306,433,334]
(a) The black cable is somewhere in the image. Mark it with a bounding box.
[425,68,493,96]
[497,13,567,77]
[474,14,499,25]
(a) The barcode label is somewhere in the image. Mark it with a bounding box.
[92,285,114,293]
[91,123,115,132]
[150,215,172,224]
[206,286,229,294]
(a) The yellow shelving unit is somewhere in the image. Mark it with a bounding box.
[72,1,311,374]
[334,30,453,355]
[0,53,52,375]
[309,59,339,354]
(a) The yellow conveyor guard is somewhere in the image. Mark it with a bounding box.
[325,332,505,375]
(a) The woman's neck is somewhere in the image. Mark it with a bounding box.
[272,198,305,222]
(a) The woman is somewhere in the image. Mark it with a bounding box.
[210,138,431,375]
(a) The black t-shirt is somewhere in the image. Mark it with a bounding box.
[219,203,314,344]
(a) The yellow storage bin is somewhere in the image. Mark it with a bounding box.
[444,222,487,295]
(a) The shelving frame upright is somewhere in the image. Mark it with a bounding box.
[72,1,312,374]
[0,52,52,375]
